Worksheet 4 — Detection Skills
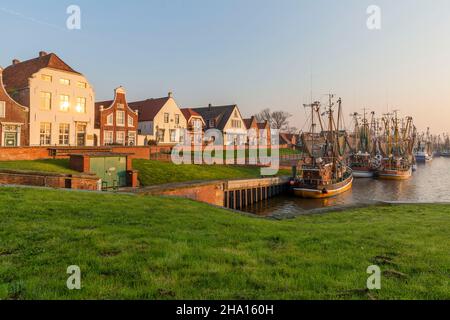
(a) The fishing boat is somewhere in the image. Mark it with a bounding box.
[415,128,433,163]
[348,110,380,178]
[440,134,450,157]
[290,95,353,198]
[377,112,414,180]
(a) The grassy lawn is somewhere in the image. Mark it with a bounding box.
[133,160,292,186]
[0,159,76,174]
[0,187,449,300]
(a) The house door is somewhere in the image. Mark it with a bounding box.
[4,132,17,147]
[76,123,87,146]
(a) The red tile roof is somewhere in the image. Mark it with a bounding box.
[181,108,202,121]
[128,97,170,122]
[3,52,81,91]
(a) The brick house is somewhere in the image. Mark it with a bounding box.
[243,116,271,147]
[181,108,205,144]
[95,87,139,146]
[2,51,96,146]
[192,104,247,146]
[0,67,29,147]
[128,92,187,145]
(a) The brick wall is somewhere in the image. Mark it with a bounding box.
[0,147,50,161]
[0,170,100,190]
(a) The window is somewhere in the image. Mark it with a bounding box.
[77,81,87,88]
[234,110,238,118]
[0,101,5,118]
[59,78,70,86]
[40,123,51,145]
[116,111,125,126]
[41,74,52,82]
[209,120,215,128]
[193,119,202,130]
[164,113,169,123]
[175,114,180,124]
[170,129,176,142]
[76,97,86,113]
[128,115,134,127]
[59,124,70,145]
[40,92,52,110]
[117,103,125,109]
[106,114,114,125]
[157,129,165,142]
[128,132,136,146]
[59,95,70,111]
[232,120,242,128]
[104,131,114,145]
[116,131,125,145]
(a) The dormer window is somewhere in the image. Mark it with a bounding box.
[209,120,215,128]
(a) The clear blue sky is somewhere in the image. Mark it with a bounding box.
[1,0,450,132]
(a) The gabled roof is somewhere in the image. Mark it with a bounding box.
[192,105,237,130]
[243,116,257,130]
[181,108,204,123]
[128,97,171,122]
[3,52,81,91]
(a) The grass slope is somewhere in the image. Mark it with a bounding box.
[0,187,449,300]
[0,159,76,174]
[133,160,291,186]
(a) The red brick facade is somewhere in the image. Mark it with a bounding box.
[95,87,138,146]
[0,69,29,147]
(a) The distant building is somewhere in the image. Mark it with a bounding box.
[193,104,247,146]
[279,133,299,149]
[3,51,96,146]
[243,116,271,147]
[0,68,29,147]
[95,87,139,146]
[181,108,205,144]
[128,92,187,145]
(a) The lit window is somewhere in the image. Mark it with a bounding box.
[116,131,125,145]
[59,124,70,145]
[59,95,70,111]
[106,114,114,125]
[157,129,165,142]
[170,129,176,142]
[128,132,136,146]
[128,115,134,127]
[60,78,70,86]
[116,111,125,126]
[76,97,86,113]
[175,114,180,124]
[40,123,51,145]
[164,113,169,123]
[40,92,52,110]
[0,101,5,118]
[77,81,87,89]
[104,131,114,145]
[41,74,52,82]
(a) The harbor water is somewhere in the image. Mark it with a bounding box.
[243,157,450,217]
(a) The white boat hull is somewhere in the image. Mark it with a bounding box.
[352,170,374,178]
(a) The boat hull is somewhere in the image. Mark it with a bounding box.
[378,168,412,180]
[293,176,353,199]
[352,170,374,178]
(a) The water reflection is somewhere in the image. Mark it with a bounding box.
[243,157,450,217]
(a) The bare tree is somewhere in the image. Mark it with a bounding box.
[255,109,292,130]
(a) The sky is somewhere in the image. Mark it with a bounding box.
[1,0,450,133]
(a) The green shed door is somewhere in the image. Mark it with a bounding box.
[90,156,127,189]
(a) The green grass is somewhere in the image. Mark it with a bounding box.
[0,187,449,300]
[0,159,76,174]
[133,160,291,186]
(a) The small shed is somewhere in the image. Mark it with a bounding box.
[70,152,139,189]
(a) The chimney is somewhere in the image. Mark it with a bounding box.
[208,103,212,109]
[12,59,20,65]
[168,91,173,98]
[39,51,48,57]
